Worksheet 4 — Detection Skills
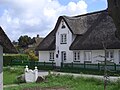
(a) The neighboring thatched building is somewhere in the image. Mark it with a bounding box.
[36,10,120,66]
[0,27,17,90]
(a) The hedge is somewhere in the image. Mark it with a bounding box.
[3,54,29,66]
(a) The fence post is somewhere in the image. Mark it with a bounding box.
[98,63,100,70]
[84,62,86,69]
[52,62,54,69]
[71,62,73,69]
[44,61,45,67]
[61,62,63,68]
[114,63,116,71]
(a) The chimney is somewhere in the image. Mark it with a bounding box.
[37,34,39,38]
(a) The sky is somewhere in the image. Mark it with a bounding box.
[0,0,107,41]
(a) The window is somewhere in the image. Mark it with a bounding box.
[106,50,114,61]
[49,52,54,61]
[61,20,66,29]
[61,51,66,62]
[84,51,92,63]
[73,52,80,62]
[61,34,67,44]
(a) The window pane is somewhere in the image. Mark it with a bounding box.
[74,52,76,60]
[106,51,109,58]
[74,52,80,61]
[84,51,91,61]
[110,51,114,58]
[49,52,54,61]
[60,34,67,44]
[106,50,114,59]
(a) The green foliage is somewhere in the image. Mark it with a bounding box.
[18,35,35,48]
[25,50,38,61]
[3,54,29,66]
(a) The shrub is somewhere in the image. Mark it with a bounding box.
[25,50,38,61]
[3,54,29,66]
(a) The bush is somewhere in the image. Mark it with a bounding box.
[3,54,29,66]
[25,50,38,61]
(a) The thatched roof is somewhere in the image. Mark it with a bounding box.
[70,10,120,50]
[36,10,120,51]
[0,27,17,53]
[63,11,102,34]
[35,30,56,51]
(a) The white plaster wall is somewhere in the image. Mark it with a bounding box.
[55,19,73,66]
[114,49,120,64]
[0,45,3,90]
[79,49,120,64]
[39,51,55,62]
[91,50,105,63]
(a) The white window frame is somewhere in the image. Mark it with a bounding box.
[84,51,92,63]
[49,52,54,61]
[106,50,114,61]
[60,34,67,44]
[73,51,80,62]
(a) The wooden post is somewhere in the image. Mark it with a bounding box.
[84,62,86,69]
[44,61,45,67]
[52,62,54,69]
[114,63,116,71]
[61,62,63,68]
[103,42,107,90]
[98,63,100,70]
[71,62,73,69]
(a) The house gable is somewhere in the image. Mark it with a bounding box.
[0,27,17,53]
[36,10,119,51]
[55,19,73,51]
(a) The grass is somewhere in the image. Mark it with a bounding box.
[3,66,24,85]
[3,66,120,90]
[4,73,120,90]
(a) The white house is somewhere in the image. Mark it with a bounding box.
[36,10,120,66]
[0,27,17,90]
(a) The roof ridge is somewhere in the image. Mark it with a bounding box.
[62,10,107,19]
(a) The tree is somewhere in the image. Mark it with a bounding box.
[18,35,31,48]
[107,0,120,39]
[95,42,114,90]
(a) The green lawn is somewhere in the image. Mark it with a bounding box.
[3,66,24,85]
[3,66,120,90]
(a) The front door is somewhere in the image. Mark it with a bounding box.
[61,51,66,63]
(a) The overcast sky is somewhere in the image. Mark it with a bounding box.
[0,0,107,41]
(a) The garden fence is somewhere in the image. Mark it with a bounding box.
[5,60,56,70]
[3,60,120,72]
